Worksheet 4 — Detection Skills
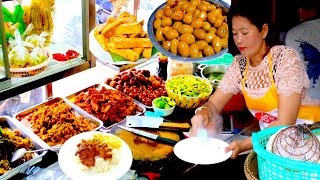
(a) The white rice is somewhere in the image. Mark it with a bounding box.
[75,148,121,173]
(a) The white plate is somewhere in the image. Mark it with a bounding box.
[58,131,132,180]
[46,43,82,63]
[174,137,232,165]
[89,26,157,65]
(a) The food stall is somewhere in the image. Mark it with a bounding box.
[4,0,318,180]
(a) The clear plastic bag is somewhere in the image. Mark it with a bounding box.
[8,30,31,68]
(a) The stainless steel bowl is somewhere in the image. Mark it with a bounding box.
[147,0,230,63]
[198,64,227,89]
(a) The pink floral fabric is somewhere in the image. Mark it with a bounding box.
[219,45,320,106]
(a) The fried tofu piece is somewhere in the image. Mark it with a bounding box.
[106,42,116,51]
[106,16,116,24]
[133,48,144,55]
[111,37,153,48]
[140,31,147,38]
[109,48,140,62]
[94,24,105,35]
[110,35,127,42]
[95,34,110,51]
[128,34,140,38]
[143,47,152,59]
[118,11,131,18]
[115,22,143,35]
[101,17,134,38]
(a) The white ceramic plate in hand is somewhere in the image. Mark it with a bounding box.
[58,131,132,180]
[174,137,232,165]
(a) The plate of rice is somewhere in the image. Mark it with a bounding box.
[58,131,132,180]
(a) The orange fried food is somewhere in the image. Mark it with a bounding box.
[110,37,153,48]
[73,87,143,126]
[18,100,98,146]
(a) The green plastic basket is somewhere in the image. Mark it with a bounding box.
[252,126,320,180]
[199,53,234,66]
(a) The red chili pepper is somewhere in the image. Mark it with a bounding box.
[140,172,161,180]
[53,49,80,61]
[66,49,80,59]
[53,53,68,61]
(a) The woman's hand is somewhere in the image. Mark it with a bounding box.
[189,107,223,137]
[189,113,210,137]
[225,137,253,159]
[189,89,234,137]
[224,140,244,159]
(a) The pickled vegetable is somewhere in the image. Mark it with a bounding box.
[206,72,224,82]
[166,75,211,97]
[154,96,175,109]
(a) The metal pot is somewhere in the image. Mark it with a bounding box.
[198,64,228,89]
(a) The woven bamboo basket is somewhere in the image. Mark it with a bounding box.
[244,151,259,180]
[0,52,52,78]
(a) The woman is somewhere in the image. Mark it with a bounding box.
[190,0,320,159]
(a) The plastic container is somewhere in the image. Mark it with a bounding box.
[167,59,194,79]
[0,116,47,180]
[152,97,176,117]
[252,126,320,180]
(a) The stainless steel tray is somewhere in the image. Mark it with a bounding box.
[0,116,47,180]
[65,84,146,128]
[13,97,103,149]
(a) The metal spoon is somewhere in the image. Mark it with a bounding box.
[11,145,61,162]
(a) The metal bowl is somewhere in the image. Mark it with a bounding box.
[198,64,227,89]
[147,0,230,63]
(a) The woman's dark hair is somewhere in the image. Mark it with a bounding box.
[227,0,281,55]
[295,0,320,11]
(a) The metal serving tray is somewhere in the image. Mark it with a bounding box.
[0,116,47,180]
[13,97,103,149]
[65,84,146,128]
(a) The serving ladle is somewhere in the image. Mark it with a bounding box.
[11,145,62,162]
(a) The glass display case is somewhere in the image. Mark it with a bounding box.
[0,0,92,101]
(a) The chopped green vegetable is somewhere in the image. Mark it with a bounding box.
[154,96,175,109]
[167,76,212,97]
[206,72,224,82]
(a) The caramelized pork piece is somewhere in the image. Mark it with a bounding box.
[75,139,113,167]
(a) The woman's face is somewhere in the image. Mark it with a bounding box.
[231,15,266,59]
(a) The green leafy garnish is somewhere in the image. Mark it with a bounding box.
[13,5,24,23]
[16,21,27,36]
[111,47,158,62]
[1,4,27,43]
[2,6,14,22]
